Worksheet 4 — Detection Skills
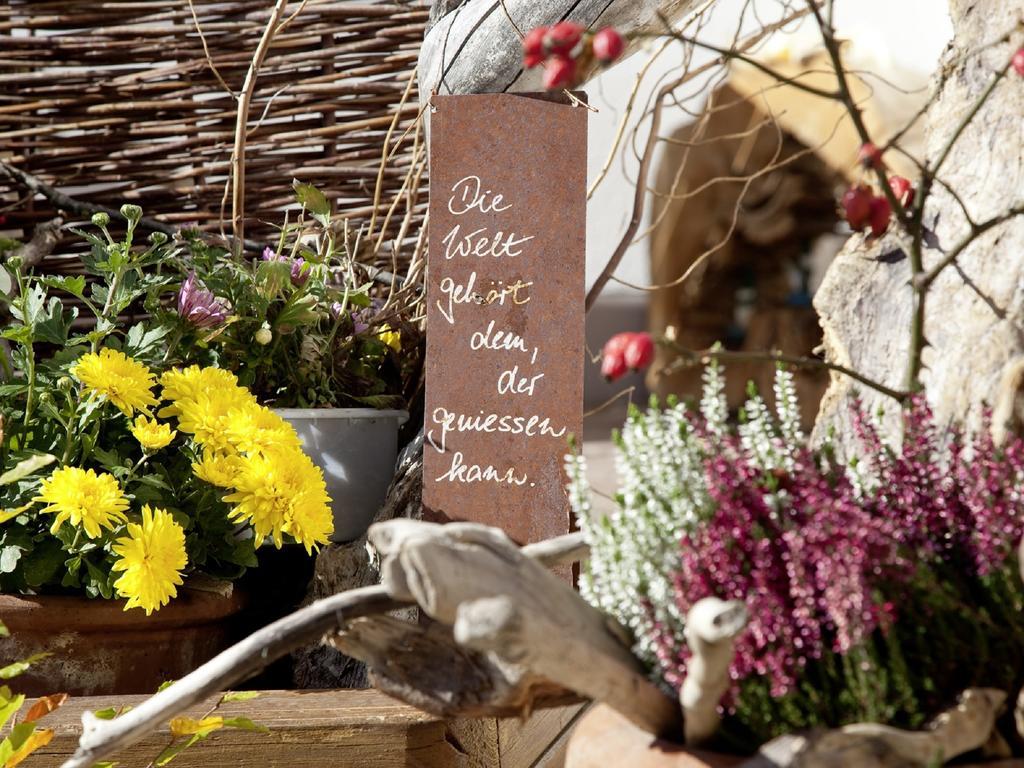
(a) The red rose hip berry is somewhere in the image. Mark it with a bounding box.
[857,142,884,170]
[545,21,584,55]
[841,185,873,231]
[592,27,624,63]
[888,175,914,207]
[868,195,892,237]
[623,332,655,371]
[1013,48,1024,77]
[522,26,547,68]
[542,55,576,89]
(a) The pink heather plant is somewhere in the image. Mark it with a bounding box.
[568,366,1024,743]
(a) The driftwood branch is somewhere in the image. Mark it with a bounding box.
[743,689,1006,767]
[368,519,680,738]
[61,527,589,768]
[681,597,747,746]
[0,160,177,239]
[9,217,65,271]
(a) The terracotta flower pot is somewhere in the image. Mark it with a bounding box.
[0,589,245,696]
[565,705,743,768]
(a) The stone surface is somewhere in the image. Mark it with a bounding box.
[814,0,1024,447]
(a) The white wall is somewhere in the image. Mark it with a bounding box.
[584,0,954,295]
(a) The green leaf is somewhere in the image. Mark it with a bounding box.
[220,691,261,703]
[0,653,51,680]
[22,541,66,588]
[0,454,56,486]
[92,706,132,721]
[292,181,330,217]
[221,717,268,733]
[39,275,87,300]
[0,621,8,638]
[0,687,26,731]
[34,297,77,346]
[157,680,176,693]
[123,324,171,358]
[153,734,204,767]
[0,326,32,345]
[0,722,36,765]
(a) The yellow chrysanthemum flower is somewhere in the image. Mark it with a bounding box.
[174,387,256,454]
[34,467,129,538]
[130,416,176,452]
[70,348,158,416]
[112,505,188,615]
[192,451,242,488]
[223,403,302,455]
[158,366,250,419]
[223,446,333,552]
[377,326,401,352]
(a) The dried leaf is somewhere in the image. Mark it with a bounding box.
[24,693,68,723]
[168,716,223,738]
[4,727,53,768]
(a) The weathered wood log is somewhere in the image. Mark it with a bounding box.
[681,598,747,746]
[417,0,701,98]
[333,613,579,718]
[742,688,1006,768]
[368,519,681,737]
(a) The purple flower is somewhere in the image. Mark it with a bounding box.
[262,246,308,287]
[177,272,228,329]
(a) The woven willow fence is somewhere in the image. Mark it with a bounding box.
[0,0,428,270]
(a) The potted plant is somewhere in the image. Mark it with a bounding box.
[563,363,1024,764]
[161,183,420,543]
[0,207,334,695]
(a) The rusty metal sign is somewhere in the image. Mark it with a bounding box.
[423,92,586,547]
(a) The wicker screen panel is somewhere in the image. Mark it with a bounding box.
[0,1,427,265]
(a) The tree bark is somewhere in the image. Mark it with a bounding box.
[418,0,701,98]
[813,0,1024,447]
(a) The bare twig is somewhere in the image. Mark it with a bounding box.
[584,4,815,311]
[185,0,237,98]
[916,204,1024,289]
[0,159,177,238]
[230,0,291,254]
[662,343,910,403]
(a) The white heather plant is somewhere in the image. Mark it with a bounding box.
[565,364,803,672]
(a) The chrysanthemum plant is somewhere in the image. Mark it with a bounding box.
[568,364,1024,747]
[166,181,420,409]
[0,206,333,614]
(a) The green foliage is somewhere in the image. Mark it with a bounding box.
[0,213,261,600]
[160,183,419,408]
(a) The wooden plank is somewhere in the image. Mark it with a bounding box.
[32,689,466,768]
[496,703,586,768]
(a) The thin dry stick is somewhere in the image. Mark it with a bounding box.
[584,4,815,311]
[588,38,674,200]
[367,69,419,243]
[185,0,236,98]
[613,106,847,294]
[662,344,909,403]
[231,0,292,255]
